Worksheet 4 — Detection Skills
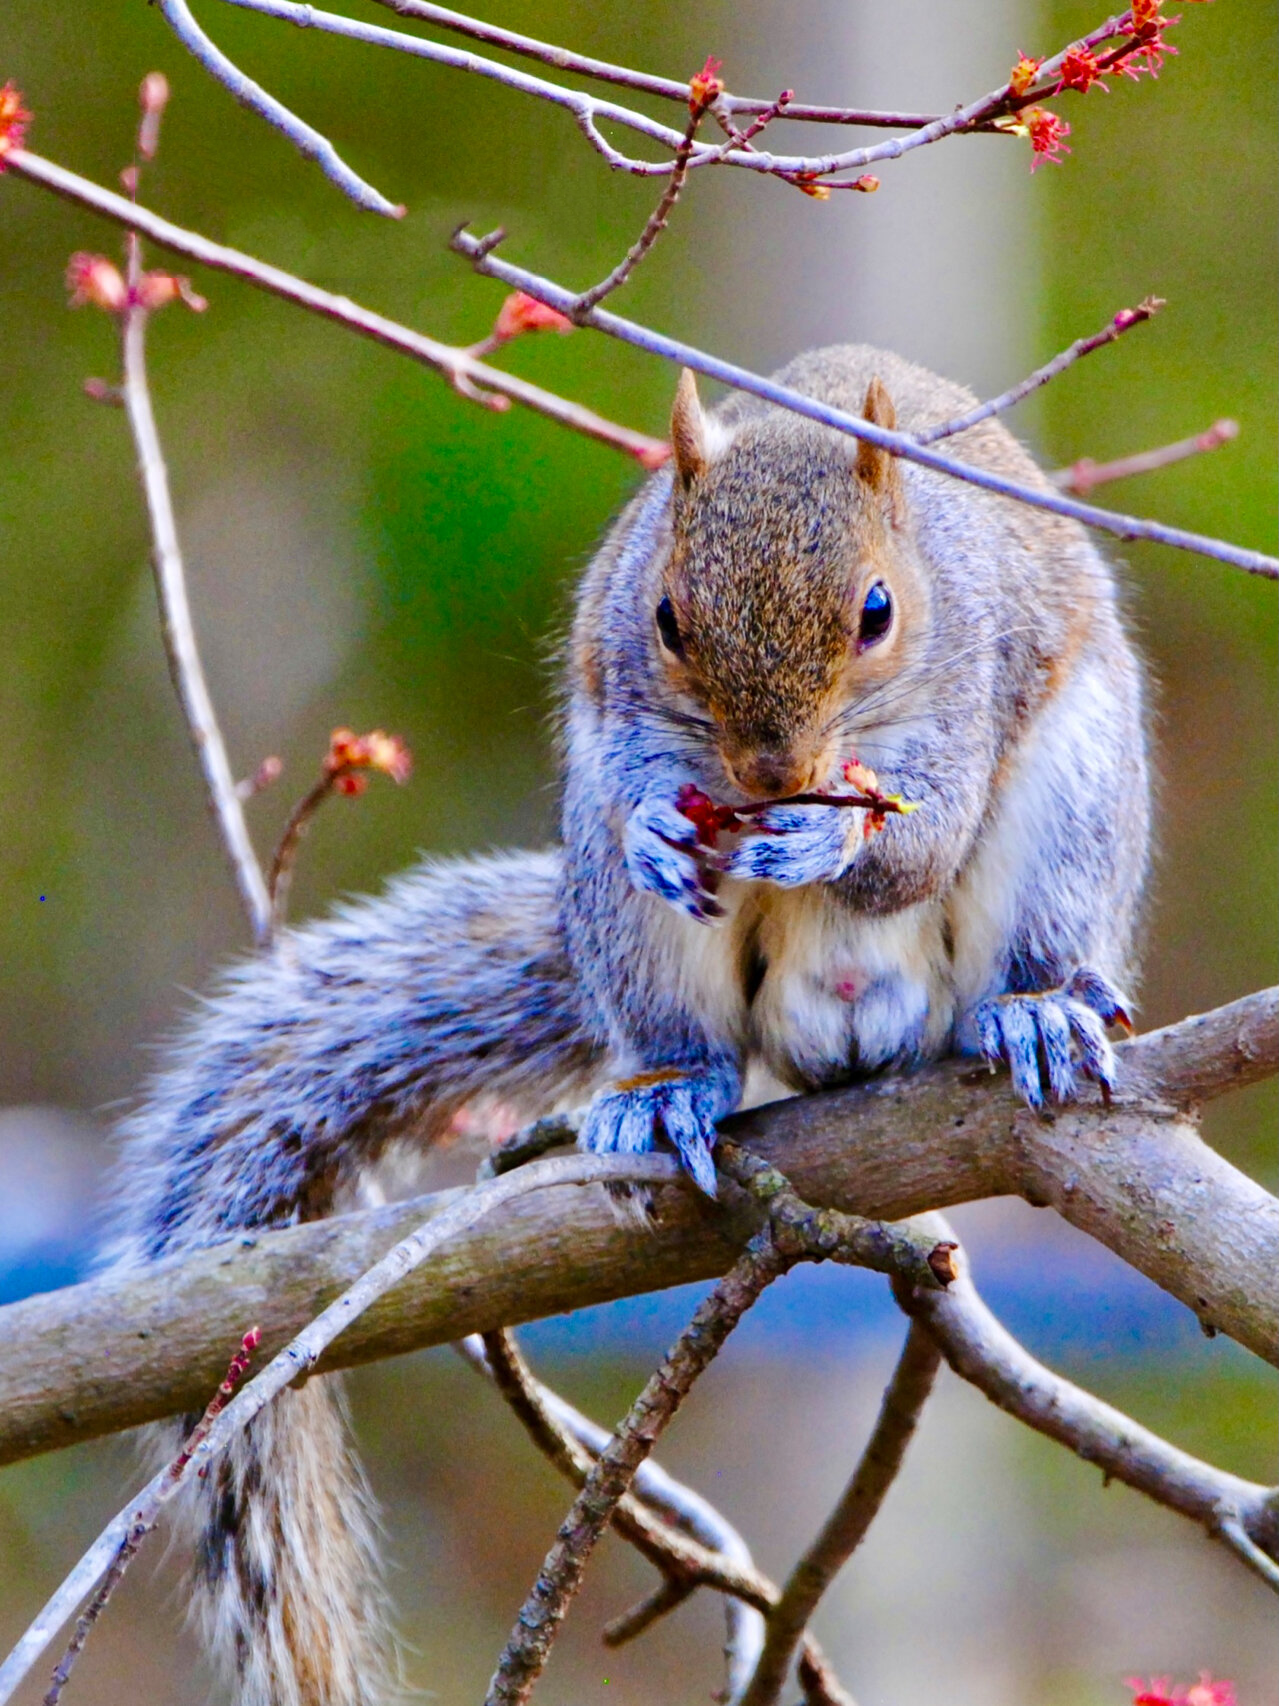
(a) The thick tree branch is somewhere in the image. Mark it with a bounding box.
[895,1213,1279,1584]
[0,991,1274,1473]
[0,1152,681,1706]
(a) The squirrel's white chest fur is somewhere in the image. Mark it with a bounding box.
[649,881,956,1092]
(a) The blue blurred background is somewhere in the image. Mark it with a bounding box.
[0,2,1274,1702]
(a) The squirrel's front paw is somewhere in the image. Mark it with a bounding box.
[719,803,854,888]
[580,1071,727,1196]
[971,968,1132,1109]
[623,795,723,923]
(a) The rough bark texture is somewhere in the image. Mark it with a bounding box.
[1,991,1274,1468]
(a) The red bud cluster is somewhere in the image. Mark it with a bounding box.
[687,55,725,114]
[0,80,30,168]
[66,252,207,316]
[1127,1675,1235,1706]
[324,727,412,795]
[492,290,573,345]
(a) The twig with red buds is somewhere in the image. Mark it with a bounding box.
[267,727,413,931]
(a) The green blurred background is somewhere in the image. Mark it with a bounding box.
[0,2,1274,1702]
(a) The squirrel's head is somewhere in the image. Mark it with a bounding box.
[654,369,929,799]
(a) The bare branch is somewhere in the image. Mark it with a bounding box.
[739,1324,942,1706]
[895,1215,1279,1588]
[120,310,274,943]
[6,149,669,468]
[0,1152,683,1706]
[484,1160,950,1704]
[183,0,1190,190]
[96,97,280,949]
[156,0,403,215]
[571,98,706,316]
[41,1329,260,1706]
[1051,418,1239,495]
[914,298,1164,445]
[449,228,1279,579]
[1217,1513,1279,1592]
[366,1,940,128]
[1,993,1274,1478]
[484,1225,792,1705]
[457,1331,766,1699]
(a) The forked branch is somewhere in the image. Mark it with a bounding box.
[449,228,1279,579]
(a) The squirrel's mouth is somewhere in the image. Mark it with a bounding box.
[719,747,820,800]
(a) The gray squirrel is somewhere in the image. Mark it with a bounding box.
[108,344,1150,1706]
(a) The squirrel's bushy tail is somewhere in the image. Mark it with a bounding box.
[109,849,601,1706]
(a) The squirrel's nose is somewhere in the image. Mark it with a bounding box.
[729,750,814,799]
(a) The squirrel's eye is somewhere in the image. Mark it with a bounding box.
[858,581,893,648]
[656,595,685,658]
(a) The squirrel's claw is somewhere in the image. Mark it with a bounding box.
[579,1071,728,1196]
[623,795,723,923]
[971,967,1129,1108]
[719,803,854,888]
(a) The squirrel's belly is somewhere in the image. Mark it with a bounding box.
[747,889,955,1091]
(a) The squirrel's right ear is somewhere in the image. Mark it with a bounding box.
[670,368,709,488]
[854,376,904,520]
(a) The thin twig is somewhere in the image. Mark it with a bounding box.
[117,237,274,944]
[0,1152,684,1706]
[1216,1512,1279,1592]
[571,99,706,316]
[157,0,403,215]
[738,1322,942,1706]
[368,0,942,128]
[41,1329,260,1706]
[7,149,669,469]
[484,1156,948,1705]
[484,1224,792,1706]
[202,0,1162,188]
[894,1214,1279,1591]
[914,297,1165,444]
[448,228,1279,579]
[457,1330,768,1699]
[1051,418,1239,495]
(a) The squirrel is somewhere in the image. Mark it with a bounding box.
[106,343,1150,1706]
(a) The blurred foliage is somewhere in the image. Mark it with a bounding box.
[0,1,1275,1701]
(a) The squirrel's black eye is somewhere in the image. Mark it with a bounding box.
[656,595,685,658]
[858,580,893,648]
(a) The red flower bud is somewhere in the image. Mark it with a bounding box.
[66,253,128,314]
[0,81,30,169]
[688,55,725,114]
[492,290,573,345]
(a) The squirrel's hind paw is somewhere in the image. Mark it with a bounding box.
[971,969,1129,1108]
[580,1072,728,1196]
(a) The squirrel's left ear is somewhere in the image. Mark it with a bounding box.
[670,368,709,489]
[855,376,904,521]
